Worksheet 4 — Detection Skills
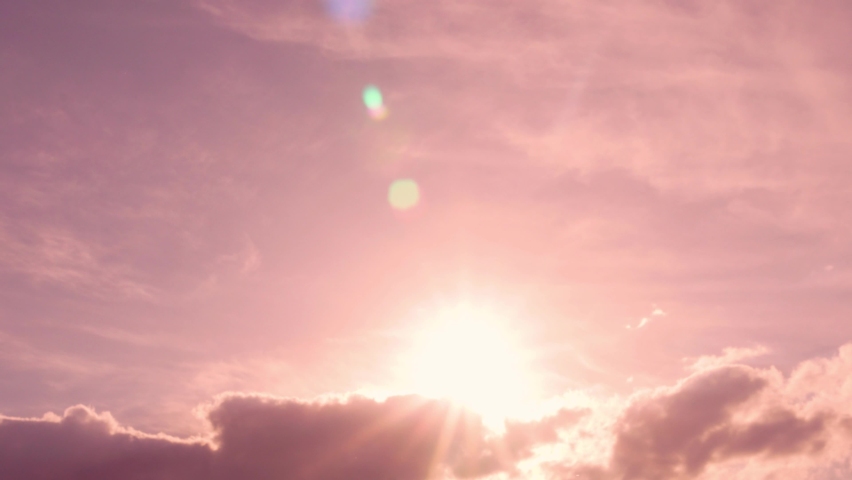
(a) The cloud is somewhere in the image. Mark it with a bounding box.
[686,345,771,372]
[0,393,573,480]
[626,318,649,330]
[626,306,667,329]
[196,0,611,69]
[191,0,852,321]
[0,330,114,376]
[605,367,827,479]
[196,0,852,194]
[5,345,852,480]
[0,406,211,480]
[206,393,491,480]
[0,222,156,299]
[453,407,588,478]
[552,345,852,480]
[0,387,587,480]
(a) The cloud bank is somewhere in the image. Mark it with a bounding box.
[0,393,573,480]
[3,344,852,480]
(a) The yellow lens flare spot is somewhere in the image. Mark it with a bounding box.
[401,303,537,426]
[388,179,420,211]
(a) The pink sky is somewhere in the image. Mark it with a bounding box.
[2,0,852,478]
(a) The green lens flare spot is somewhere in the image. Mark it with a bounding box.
[363,85,384,110]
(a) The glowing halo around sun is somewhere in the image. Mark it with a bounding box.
[400,303,538,425]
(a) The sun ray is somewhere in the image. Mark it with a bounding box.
[428,402,463,478]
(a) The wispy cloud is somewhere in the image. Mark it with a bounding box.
[0,330,114,377]
[686,345,771,373]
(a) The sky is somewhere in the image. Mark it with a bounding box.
[2,0,852,478]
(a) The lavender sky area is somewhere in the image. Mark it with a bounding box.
[2,1,852,479]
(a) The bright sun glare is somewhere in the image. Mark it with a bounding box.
[403,303,537,423]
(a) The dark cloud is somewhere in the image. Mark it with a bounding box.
[0,364,848,480]
[207,394,488,480]
[0,394,573,480]
[557,366,835,480]
[0,406,211,480]
[610,366,770,479]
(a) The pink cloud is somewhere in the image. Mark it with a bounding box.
[0,394,578,480]
[685,345,771,372]
[4,345,852,479]
[552,344,852,479]
[604,367,827,479]
[0,406,210,480]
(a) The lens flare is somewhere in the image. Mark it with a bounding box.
[324,0,372,24]
[388,179,420,211]
[362,85,387,119]
[363,85,383,110]
[363,85,384,110]
[368,105,388,120]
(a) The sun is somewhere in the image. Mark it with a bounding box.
[401,303,537,423]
